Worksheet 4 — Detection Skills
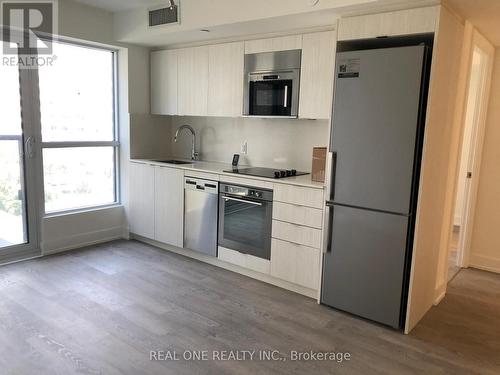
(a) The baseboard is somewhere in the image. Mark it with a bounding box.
[433,282,447,305]
[42,226,126,256]
[469,253,500,274]
[132,234,318,299]
[0,248,42,267]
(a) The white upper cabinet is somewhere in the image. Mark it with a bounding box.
[151,49,178,115]
[178,45,209,116]
[338,6,439,41]
[150,32,338,119]
[245,35,302,54]
[299,30,336,120]
[208,42,244,117]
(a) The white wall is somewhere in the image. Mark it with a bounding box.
[405,6,464,332]
[129,114,171,160]
[153,116,330,172]
[40,0,151,254]
[113,0,361,46]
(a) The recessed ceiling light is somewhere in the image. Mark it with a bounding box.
[200,29,210,33]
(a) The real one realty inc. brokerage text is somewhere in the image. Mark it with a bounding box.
[150,350,352,363]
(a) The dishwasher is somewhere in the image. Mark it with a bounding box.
[184,177,219,257]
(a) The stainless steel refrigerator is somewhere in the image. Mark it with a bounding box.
[322,45,430,329]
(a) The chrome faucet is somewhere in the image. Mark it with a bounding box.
[174,124,199,161]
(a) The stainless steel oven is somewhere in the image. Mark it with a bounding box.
[218,183,273,260]
[243,49,301,118]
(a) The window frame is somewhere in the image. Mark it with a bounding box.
[39,39,121,215]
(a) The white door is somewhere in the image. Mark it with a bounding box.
[454,29,495,269]
[0,46,41,263]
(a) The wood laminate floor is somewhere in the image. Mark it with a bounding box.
[0,240,498,375]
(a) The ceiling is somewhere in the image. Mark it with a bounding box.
[74,0,159,12]
[446,0,500,46]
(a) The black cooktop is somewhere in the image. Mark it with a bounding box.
[223,167,308,179]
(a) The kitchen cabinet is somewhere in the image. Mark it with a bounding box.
[299,31,336,119]
[129,162,184,247]
[244,35,302,54]
[178,46,209,116]
[208,42,244,117]
[151,49,178,115]
[273,201,323,229]
[270,239,320,290]
[150,32,337,119]
[154,166,184,247]
[272,220,322,249]
[274,184,324,209]
[338,6,439,41]
[271,183,324,291]
[129,162,155,239]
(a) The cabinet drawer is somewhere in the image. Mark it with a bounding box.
[272,201,323,229]
[270,238,320,290]
[274,184,324,209]
[272,220,322,249]
[218,246,270,275]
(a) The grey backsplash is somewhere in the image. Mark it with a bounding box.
[168,116,330,172]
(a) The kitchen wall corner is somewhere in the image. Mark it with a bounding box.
[130,114,173,159]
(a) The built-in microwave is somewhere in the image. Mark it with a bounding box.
[243,49,301,118]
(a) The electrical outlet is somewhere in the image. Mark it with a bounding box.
[241,141,248,155]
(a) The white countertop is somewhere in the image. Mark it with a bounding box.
[130,158,325,189]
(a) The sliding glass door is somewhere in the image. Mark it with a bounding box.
[0,46,41,262]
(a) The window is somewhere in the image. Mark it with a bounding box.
[39,41,118,213]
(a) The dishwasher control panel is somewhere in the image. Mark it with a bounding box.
[185,177,219,194]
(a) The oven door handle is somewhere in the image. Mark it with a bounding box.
[223,196,263,206]
[283,85,288,108]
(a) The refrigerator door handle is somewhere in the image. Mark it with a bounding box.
[324,202,334,253]
[330,151,337,201]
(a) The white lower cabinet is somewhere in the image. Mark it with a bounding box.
[154,166,184,247]
[129,162,184,247]
[270,238,320,290]
[129,162,326,295]
[129,162,155,239]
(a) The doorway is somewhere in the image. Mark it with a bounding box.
[0,44,41,264]
[448,29,495,282]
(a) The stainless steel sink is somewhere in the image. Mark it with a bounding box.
[156,159,193,165]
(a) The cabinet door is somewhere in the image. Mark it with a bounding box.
[244,35,302,54]
[270,239,320,290]
[338,7,439,41]
[178,46,209,116]
[208,42,244,117]
[154,166,184,247]
[299,31,336,119]
[129,163,155,239]
[151,49,178,115]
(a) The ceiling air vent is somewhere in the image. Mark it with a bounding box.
[149,3,179,27]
